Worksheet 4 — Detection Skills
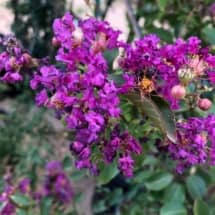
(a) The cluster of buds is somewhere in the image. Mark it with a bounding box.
[170,55,213,111]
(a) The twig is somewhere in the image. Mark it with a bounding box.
[102,0,114,19]
[125,0,141,39]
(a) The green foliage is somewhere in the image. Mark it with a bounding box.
[186,175,207,200]
[164,183,185,203]
[160,202,187,215]
[2,0,215,214]
[8,0,66,57]
[145,172,173,191]
[125,92,176,144]
[10,194,34,208]
[193,199,210,215]
[40,197,53,215]
[98,160,119,185]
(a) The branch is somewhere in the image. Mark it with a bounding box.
[125,0,141,39]
[102,0,114,19]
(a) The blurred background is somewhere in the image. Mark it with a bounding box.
[1,0,215,215]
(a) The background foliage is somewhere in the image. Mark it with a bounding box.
[1,0,215,214]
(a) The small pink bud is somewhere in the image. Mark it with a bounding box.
[9,56,20,71]
[72,27,83,47]
[171,85,186,99]
[91,33,107,54]
[52,37,60,47]
[22,53,32,65]
[198,98,212,111]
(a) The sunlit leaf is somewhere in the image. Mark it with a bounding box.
[160,202,187,215]
[125,91,177,144]
[164,183,185,203]
[193,199,210,215]
[10,194,33,208]
[186,175,207,200]
[145,172,173,191]
[98,161,119,185]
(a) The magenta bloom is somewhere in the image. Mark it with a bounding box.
[44,161,73,203]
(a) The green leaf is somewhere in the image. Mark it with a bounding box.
[103,48,118,67]
[143,155,158,165]
[160,202,187,215]
[193,199,210,215]
[108,188,123,206]
[10,194,33,209]
[93,200,107,213]
[16,208,27,215]
[125,92,176,144]
[108,72,124,86]
[145,172,173,191]
[202,27,215,45]
[164,183,185,203]
[40,197,53,215]
[133,170,154,183]
[98,161,119,185]
[62,156,72,171]
[186,175,207,200]
[157,0,169,11]
[151,28,173,43]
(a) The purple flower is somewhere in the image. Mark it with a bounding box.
[18,178,31,194]
[167,115,215,172]
[35,89,48,106]
[43,161,73,204]
[118,155,134,177]
[45,160,63,176]
[85,111,104,133]
[209,3,215,17]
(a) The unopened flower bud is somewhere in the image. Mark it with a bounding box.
[198,98,212,111]
[52,37,60,47]
[9,56,20,71]
[171,85,186,99]
[72,27,83,46]
[22,53,32,65]
[92,32,107,54]
[178,67,194,85]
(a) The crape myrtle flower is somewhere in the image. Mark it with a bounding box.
[0,177,31,215]
[168,115,215,173]
[119,35,215,109]
[43,161,73,204]
[0,162,74,213]
[0,35,40,84]
[3,12,215,177]
[209,2,215,18]
[103,128,142,177]
[0,185,16,215]
[31,12,141,176]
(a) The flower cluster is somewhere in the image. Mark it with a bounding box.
[209,2,215,18]
[30,12,141,176]
[43,160,73,203]
[168,115,215,173]
[0,177,31,215]
[119,35,215,110]
[118,34,215,172]
[103,128,142,177]
[2,12,215,176]
[0,35,40,83]
[0,161,73,214]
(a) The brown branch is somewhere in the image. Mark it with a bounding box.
[125,0,141,39]
[102,0,114,19]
